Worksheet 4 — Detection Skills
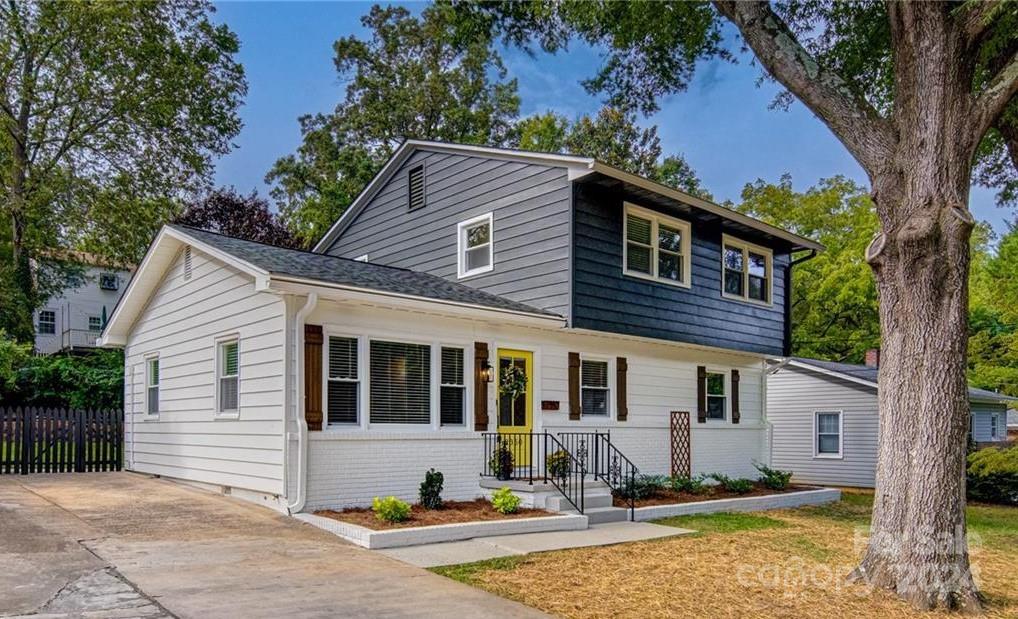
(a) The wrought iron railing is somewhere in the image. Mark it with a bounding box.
[559,431,639,521]
[481,432,586,513]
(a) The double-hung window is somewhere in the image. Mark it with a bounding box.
[815,411,843,457]
[457,213,493,278]
[440,347,466,426]
[370,340,431,424]
[706,372,726,420]
[217,339,239,413]
[146,356,160,415]
[580,359,610,416]
[623,203,691,287]
[991,413,1000,441]
[88,316,102,332]
[722,235,772,304]
[38,310,56,335]
[327,336,359,425]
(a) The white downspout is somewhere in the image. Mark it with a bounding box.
[287,292,318,514]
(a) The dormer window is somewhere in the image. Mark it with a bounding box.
[457,213,493,278]
[722,234,772,305]
[623,202,691,288]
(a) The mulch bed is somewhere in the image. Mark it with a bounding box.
[315,498,554,530]
[614,483,813,508]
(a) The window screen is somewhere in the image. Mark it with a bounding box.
[327,337,359,425]
[440,347,465,425]
[218,341,239,412]
[817,412,841,454]
[370,340,431,424]
[147,357,160,414]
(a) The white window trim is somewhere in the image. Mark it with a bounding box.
[38,309,57,336]
[622,202,692,288]
[144,353,160,419]
[813,410,844,459]
[457,212,494,279]
[88,316,102,332]
[321,327,474,433]
[721,233,774,307]
[704,369,728,422]
[579,355,614,419]
[214,334,241,418]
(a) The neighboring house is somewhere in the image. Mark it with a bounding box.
[767,354,1015,488]
[1009,408,1017,430]
[34,254,134,355]
[100,140,823,513]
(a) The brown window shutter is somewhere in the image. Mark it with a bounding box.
[696,365,707,423]
[731,369,741,424]
[568,352,581,420]
[304,324,323,431]
[474,342,489,431]
[616,356,628,421]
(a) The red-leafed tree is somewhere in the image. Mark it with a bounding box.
[176,188,300,248]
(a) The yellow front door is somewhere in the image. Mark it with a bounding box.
[496,349,533,465]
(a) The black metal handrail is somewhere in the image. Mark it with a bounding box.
[559,431,639,521]
[481,432,586,513]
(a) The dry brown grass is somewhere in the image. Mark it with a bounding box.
[315,499,552,530]
[435,495,1018,618]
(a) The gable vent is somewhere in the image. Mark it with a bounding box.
[407,165,425,211]
[183,246,193,281]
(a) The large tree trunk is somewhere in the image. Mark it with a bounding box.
[849,4,979,611]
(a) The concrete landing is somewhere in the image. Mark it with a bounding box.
[379,521,693,568]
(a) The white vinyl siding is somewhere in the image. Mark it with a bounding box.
[580,358,610,416]
[457,212,493,278]
[369,340,431,424]
[440,347,466,426]
[122,247,287,495]
[327,336,359,425]
[623,202,691,287]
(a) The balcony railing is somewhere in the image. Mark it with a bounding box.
[61,329,101,350]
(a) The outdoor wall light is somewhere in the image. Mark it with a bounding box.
[480,360,495,383]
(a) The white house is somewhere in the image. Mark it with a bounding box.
[767,355,1014,488]
[100,141,824,515]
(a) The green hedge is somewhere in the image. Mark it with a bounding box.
[0,332,123,409]
[967,446,1018,506]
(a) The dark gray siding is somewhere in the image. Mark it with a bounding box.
[322,149,572,316]
[571,182,790,355]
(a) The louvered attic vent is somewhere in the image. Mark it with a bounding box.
[407,165,425,211]
[183,246,193,281]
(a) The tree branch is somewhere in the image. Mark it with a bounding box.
[972,52,1018,143]
[957,0,1001,49]
[713,0,896,173]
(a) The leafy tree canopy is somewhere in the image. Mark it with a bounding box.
[176,188,300,248]
[969,221,1018,396]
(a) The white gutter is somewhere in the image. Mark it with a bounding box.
[287,292,318,514]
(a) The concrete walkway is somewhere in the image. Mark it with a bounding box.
[379,521,692,568]
[0,473,548,619]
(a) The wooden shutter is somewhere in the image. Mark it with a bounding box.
[731,369,741,424]
[474,342,489,431]
[304,324,324,431]
[616,357,628,421]
[696,365,707,423]
[568,352,581,420]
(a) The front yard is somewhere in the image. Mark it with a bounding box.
[432,492,1018,618]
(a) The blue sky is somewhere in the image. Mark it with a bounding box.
[211,1,1010,233]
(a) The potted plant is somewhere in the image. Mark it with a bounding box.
[490,439,514,481]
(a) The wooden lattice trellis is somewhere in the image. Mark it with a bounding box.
[670,411,691,478]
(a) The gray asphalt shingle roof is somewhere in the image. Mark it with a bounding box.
[171,225,560,319]
[790,357,1016,402]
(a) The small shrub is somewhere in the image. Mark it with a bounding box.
[489,440,514,480]
[491,486,521,514]
[669,473,711,495]
[967,446,1018,505]
[616,474,668,500]
[754,461,793,491]
[546,450,572,479]
[709,473,755,495]
[419,468,444,509]
[372,496,411,522]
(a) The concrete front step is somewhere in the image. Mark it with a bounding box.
[563,506,630,524]
[545,492,612,511]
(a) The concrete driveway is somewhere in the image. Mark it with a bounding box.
[0,473,547,618]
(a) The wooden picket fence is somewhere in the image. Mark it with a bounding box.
[0,407,123,474]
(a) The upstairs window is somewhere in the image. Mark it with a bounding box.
[88,316,102,332]
[99,273,119,290]
[722,235,772,304]
[623,203,691,287]
[38,310,56,335]
[370,340,431,424]
[440,347,465,426]
[217,339,240,413]
[327,336,359,425]
[581,359,610,416]
[706,372,726,420]
[407,164,426,210]
[815,411,843,457]
[146,356,160,415]
[457,213,493,278]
